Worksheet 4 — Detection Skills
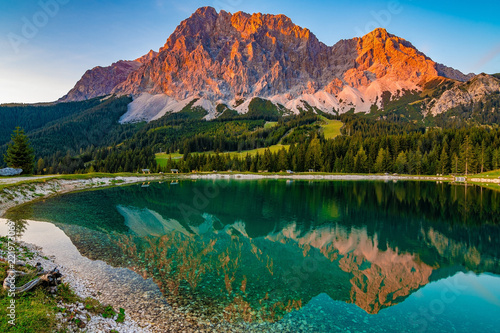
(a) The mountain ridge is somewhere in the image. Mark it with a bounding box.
[59,6,497,123]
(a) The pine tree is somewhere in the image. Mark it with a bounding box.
[245,153,252,171]
[493,148,500,170]
[438,144,449,175]
[382,148,393,172]
[305,138,321,171]
[426,148,439,175]
[459,135,472,175]
[295,144,306,171]
[3,127,35,174]
[354,146,368,173]
[262,149,273,171]
[367,141,378,173]
[374,148,386,173]
[413,149,423,175]
[277,148,288,171]
[343,148,355,173]
[452,153,459,174]
[479,140,486,174]
[394,151,407,174]
[469,144,479,174]
[334,157,342,173]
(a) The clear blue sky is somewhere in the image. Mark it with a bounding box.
[1,0,499,103]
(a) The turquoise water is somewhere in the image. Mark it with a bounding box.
[7,180,500,331]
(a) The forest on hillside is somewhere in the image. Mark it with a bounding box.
[34,115,500,176]
[1,96,500,176]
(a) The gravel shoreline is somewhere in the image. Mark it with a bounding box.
[182,173,453,181]
[0,239,149,332]
[0,221,276,332]
[0,176,163,216]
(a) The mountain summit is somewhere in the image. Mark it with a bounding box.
[61,6,482,121]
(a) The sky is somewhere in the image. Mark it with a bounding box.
[0,0,499,104]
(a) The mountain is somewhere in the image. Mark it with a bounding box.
[429,73,500,115]
[59,60,142,102]
[61,7,499,123]
[58,51,157,103]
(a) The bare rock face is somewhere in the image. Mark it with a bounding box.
[110,7,475,116]
[113,9,458,102]
[113,7,331,100]
[59,60,142,102]
[63,6,485,119]
[135,50,158,64]
[344,28,438,88]
[429,74,500,115]
[436,63,474,82]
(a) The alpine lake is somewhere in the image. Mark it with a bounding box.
[5,179,500,332]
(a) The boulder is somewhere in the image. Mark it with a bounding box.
[0,168,23,176]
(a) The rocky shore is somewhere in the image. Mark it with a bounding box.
[0,222,276,332]
[0,240,147,332]
[0,176,162,216]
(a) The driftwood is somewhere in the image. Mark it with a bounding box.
[3,263,62,294]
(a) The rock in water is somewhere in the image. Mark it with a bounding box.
[0,168,23,176]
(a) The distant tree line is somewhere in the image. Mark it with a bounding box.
[157,127,500,175]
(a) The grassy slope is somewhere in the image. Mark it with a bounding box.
[156,144,291,167]
[155,117,343,166]
[0,243,59,333]
[318,116,343,139]
[223,144,289,158]
[264,121,278,129]
[469,169,500,192]
[483,183,500,192]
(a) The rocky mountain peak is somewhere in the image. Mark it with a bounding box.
[136,50,158,64]
[61,7,490,120]
[362,27,391,40]
[195,6,217,15]
[229,10,311,39]
[160,7,318,53]
[114,7,327,101]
